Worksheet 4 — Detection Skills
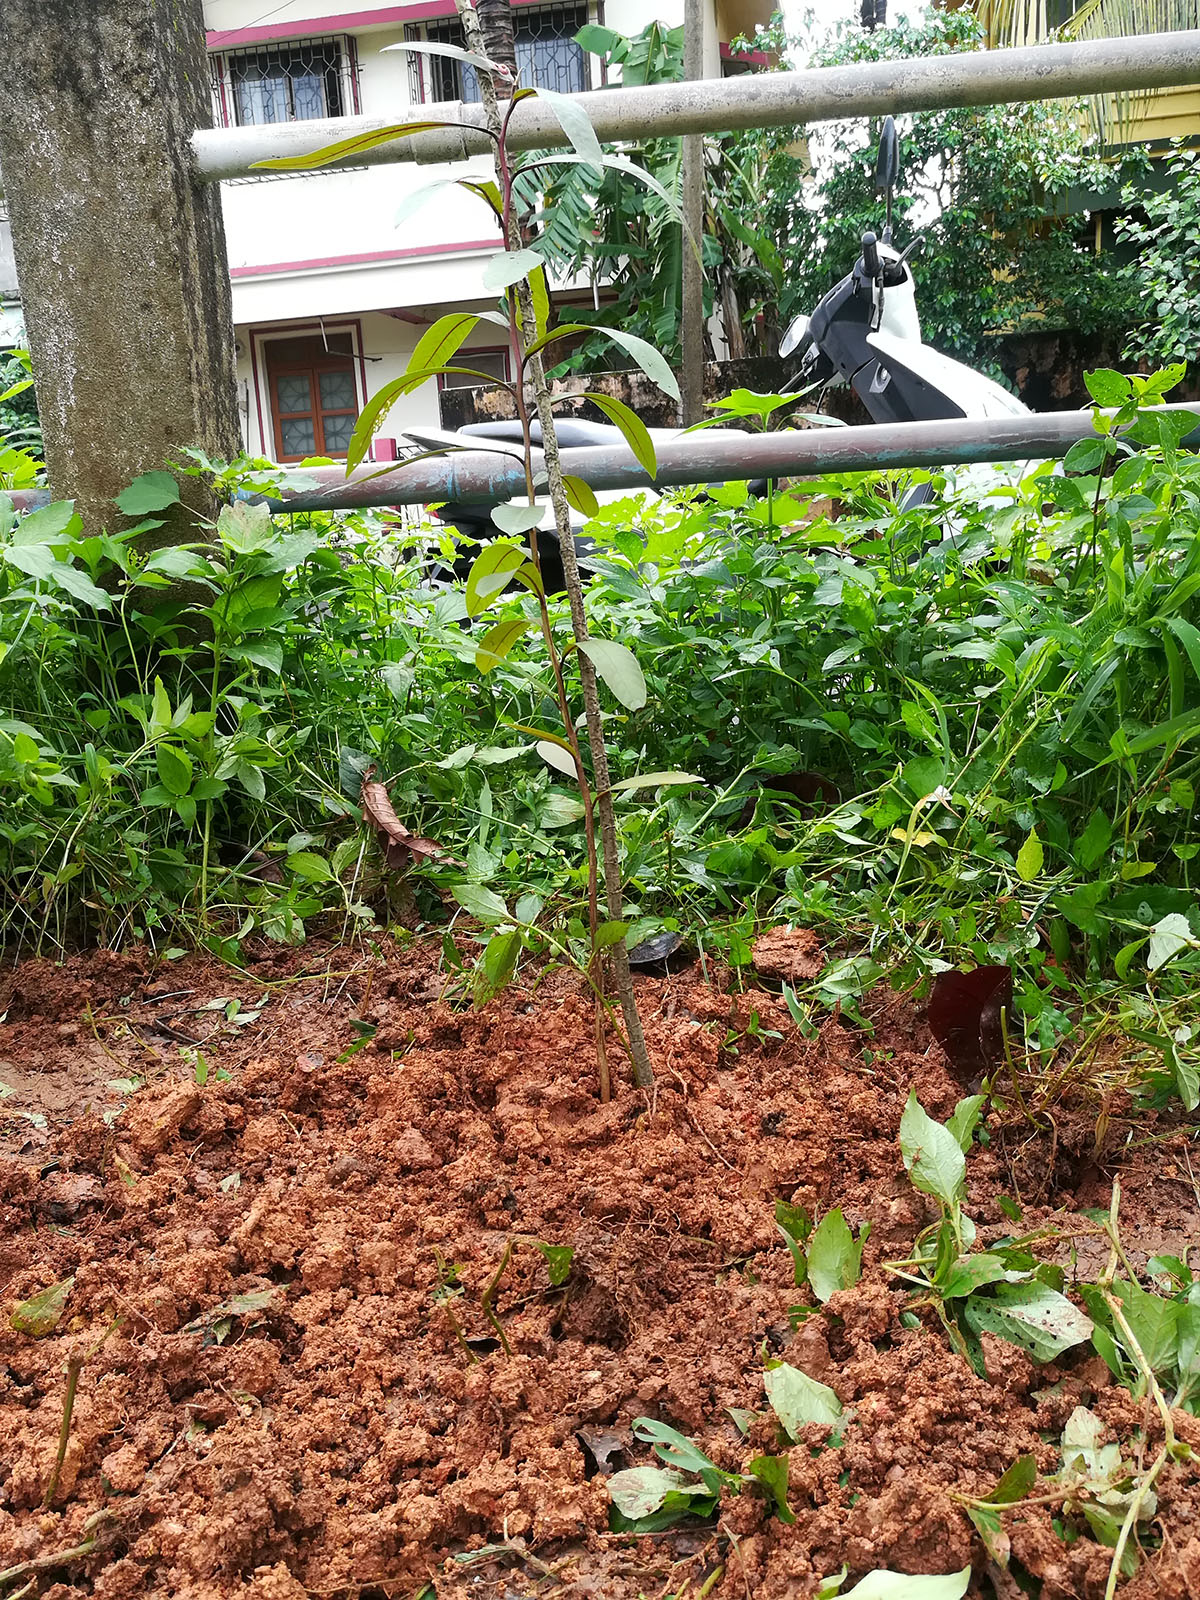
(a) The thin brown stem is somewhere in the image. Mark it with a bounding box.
[42,1355,83,1508]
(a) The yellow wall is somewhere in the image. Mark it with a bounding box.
[1120,85,1200,146]
[715,0,775,47]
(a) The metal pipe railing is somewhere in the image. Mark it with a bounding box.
[253,406,1200,511]
[6,408,1196,518]
[192,31,1200,181]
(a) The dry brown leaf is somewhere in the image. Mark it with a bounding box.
[361,767,464,871]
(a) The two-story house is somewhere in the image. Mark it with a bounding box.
[201,1,773,464]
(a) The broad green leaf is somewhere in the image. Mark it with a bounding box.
[524,323,680,402]
[747,1453,795,1523]
[1148,912,1196,971]
[1074,809,1112,871]
[1110,1278,1181,1378]
[252,119,472,172]
[491,501,547,535]
[453,882,509,924]
[537,739,579,779]
[541,792,586,827]
[381,38,501,72]
[984,1453,1038,1505]
[763,1360,842,1436]
[474,927,520,1006]
[607,1465,686,1520]
[562,474,599,518]
[946,1094,987,1154]
[156,743,193,797]
[606,770,701,795]
[939,1253,1016,1300]
[286,850,334,883]
[116,471,180,516]
[899,1091,965,1206]
[575,390,658,477]
[1084,369,1132,408]
[534,84,603,168]
[963,1282,1093,1362]
[838,1571,970,1600]
[482,248,545,293]
[465,541,525,616]
[13,501,77,543]
[594,919,628,949]
[43,559,112,610]
[806,1209,863,1304]
[217,500,274,553]
[10,1276,74,1337]
[577,637,646,710]
[632,1417,726,1478]
[408,312,481,379]
[4,542,56,581]
[475,618,532,674]
[1014,828,1043,882]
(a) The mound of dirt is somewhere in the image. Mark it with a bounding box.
[0,938,1197,1598]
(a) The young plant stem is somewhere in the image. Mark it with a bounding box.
[1104,1446,1167,1600]
[480,1236,514,1356]
[458,0,653,1090]
[41,1355,83,1508]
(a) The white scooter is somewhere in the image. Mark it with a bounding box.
[779,118,1029,502]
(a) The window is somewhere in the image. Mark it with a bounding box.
[212,36,358,127]
[438,350,511,390]
[409,4,589,103]
[264,333,360,461]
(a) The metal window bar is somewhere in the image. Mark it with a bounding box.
[423,4,590,101]
[211,35,358,129]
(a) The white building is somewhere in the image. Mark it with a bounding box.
[201,0,772,462]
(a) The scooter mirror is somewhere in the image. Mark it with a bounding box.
[874,115,899,241]
[779,313,810,359]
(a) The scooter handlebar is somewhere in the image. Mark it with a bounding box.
[860,231,880,280]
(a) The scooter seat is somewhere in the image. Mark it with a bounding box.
[460,419,627,449]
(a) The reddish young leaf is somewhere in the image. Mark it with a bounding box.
[928,965,1013,1077]
[361,768,463,871]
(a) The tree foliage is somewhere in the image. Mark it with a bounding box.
[1118,144,1200,369]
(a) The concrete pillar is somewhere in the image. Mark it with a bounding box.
[0,1,240,538]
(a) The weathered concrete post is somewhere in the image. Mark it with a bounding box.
[0,1,240,537]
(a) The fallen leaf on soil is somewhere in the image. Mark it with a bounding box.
[10,1275,74,1337]
[928,964,1013,1077]
[763,1359,842,1437]
[183,1286,281,1341]
[752,926,824,983]
[361,767,464,870]
[576,1427,627,1476]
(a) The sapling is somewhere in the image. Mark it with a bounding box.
[252,0,697,1092]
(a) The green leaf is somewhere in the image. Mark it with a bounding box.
[606,770,701,796]
[230,641,283,674]
[453,882,509,924]
[217,500,274,553]
[837,1572,970,1600]
[42,559,112,610]
[156,743,193,798]
[476,618,532,674]
[985,1452,1038,1505]
[940,1253,1017,1301]
[537,739,579,779]
[806,1208,863,1304]
[1084,369,1132,408]
[594,919,628,949]
[491,501,547,535]
[408,312,481,379]
[763,1360,842,1437]
[607,1465,687,1520]
[632,1417,727,1479]
[287,850,334,883]
[577,637,646,710]
[528,1239,574,1286]
[1015,828,1043,882]
[524,324,680,403]
[541,793,586,827]
[482,248,545,293]
[963,1282,1093,1362]
[474,927,520,1006]
[946,1094,987,1154]
[252,119,472,172]
[535,84,604,168]
[1074,809,1113,871]
[382,38,502,72]
[10,1276,74,1337]
[562,474,599,518]
[747,1454,795,1524]
[116,471,180,515]
[1110,1278,1181,1378]
[465,541,525,616]
[1148,912,1197,971]
[13,501,77,544]
[899,1091,965,1207]
[574,391,658,477]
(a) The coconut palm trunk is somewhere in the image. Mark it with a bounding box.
[477,0,517,96]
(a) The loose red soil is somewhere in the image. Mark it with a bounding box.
[1,939,1198,1599]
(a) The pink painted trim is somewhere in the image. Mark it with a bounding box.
[230,237,499,278]
[207,0,544,48]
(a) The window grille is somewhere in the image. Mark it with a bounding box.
[419,4,590,102]
[211,35,358,128]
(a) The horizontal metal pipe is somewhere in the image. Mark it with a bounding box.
[254,405,1200,510]
[192,31,1200,181]
[7,408,1195,519]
